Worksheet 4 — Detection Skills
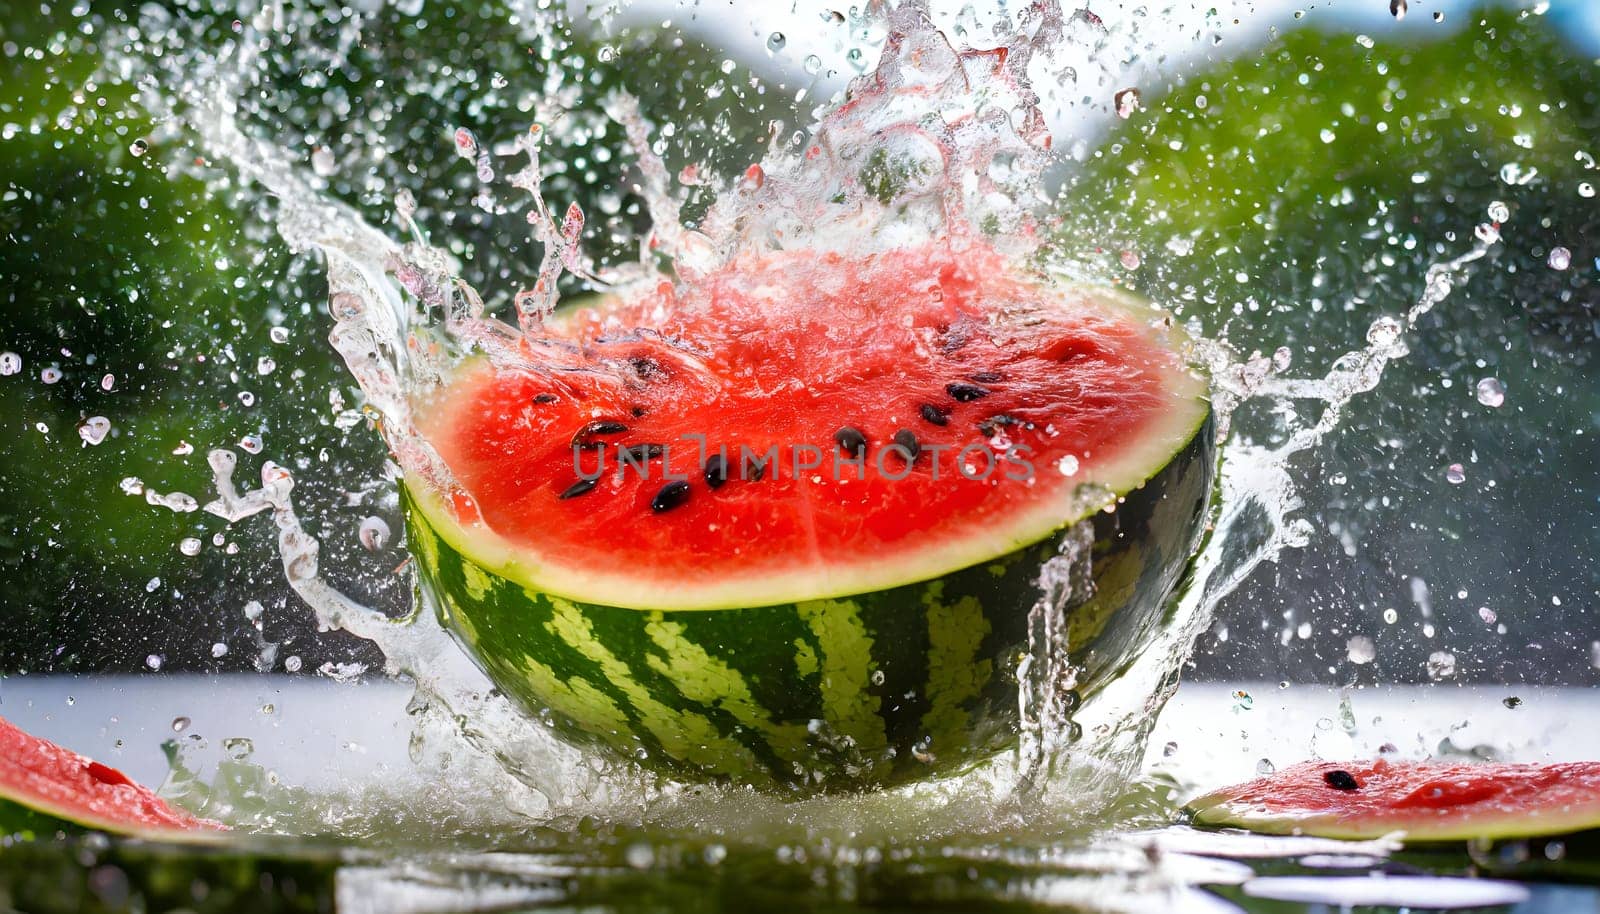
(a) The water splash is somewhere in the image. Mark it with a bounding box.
[108,0,1504,848]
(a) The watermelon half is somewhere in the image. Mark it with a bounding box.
[0,714,222,839]
[1187,759,1600,842]
[405,240,1214,789]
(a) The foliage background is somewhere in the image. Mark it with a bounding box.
[0,0,1593,684]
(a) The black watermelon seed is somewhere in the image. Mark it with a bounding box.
[533,393,559,404]
[571,419,628,449]
[970,371,1003,384]
[1323,769,1360,791]
[919,403,951,427]
[834,426,868,457]
[559,478,598,500]
[628,356,663,379]
[979,414,1034,437]
[946,383,991,402]
[704,454,730,489]
[631,406,647,418]
[651,480,691,513]
[892,429,920,461]
[748,458,767,481]
[939,328,970,354]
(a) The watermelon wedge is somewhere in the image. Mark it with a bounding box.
[406,239,1214,789]
[0,714,222,839]
[1187,759,1600,842]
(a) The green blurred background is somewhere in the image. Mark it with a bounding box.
[0,0,1594,685]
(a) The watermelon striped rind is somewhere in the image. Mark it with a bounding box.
[405,413,1214,789]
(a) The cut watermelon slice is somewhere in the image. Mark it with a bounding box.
[405,239,1214,788]
[1187,758,1600,842]
[0,714,222,839]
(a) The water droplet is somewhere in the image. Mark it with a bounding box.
[1366,315,1402,346]
[145,654,164,671]
[1056,454,1079,476]
[1256,758,1276,775]
[738,163,765,192]
[1114,87,1141,119]
[1390,0,1406,19]
[1119,249,1141,270]
[1502,696,1522,710]
[1479,606,1498,624]
[358,516,391,551]
[269,326,290,344]
[223,737,254,760]
[1487,200,1511,223]
[1475,377,1506,407]
[237,391,256,406]
[453,127,478,159]
[285,655,302,673]
[170,716,189,731]
[178,537,202,557]
[1346,635,1376,664]
[1445,463,1466,484]
[1474,222,1501,245]
[239,434,264,454]
[625,843,655,869]
[0,352,20,376]
[211,642,229,658]
[1426,650,1458,681]
[597,45,616,63]
[40,367,61,384]
[310,146,337,176]
[1433,11,1444,22]
[803,54,823,75]
[766,32,787,53]
[77,416,111,446]
[119,477,144,496]
[1580,182,1596,199]
[100,373,114,391]
[1383,608,1399,624]
[1548,246,1572,271]
[1499,162,1537,185]
[256,356,276,375]
[129,139,147,156]
[869,669,886,686]
[1231,689,1253,710]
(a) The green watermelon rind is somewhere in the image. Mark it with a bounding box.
[404,377,1214,788]
[405,282,1213,613]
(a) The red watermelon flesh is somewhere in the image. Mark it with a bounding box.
[0,714,222,836]
[1188,758,1600,842]
[412,240,1209,610]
